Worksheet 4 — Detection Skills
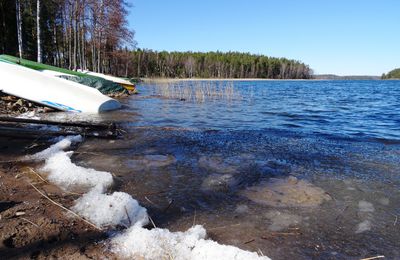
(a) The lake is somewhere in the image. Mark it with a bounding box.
[49,80,400,259]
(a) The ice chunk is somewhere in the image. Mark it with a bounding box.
[72,190,149,228]
[42,151,113,192]
[111,225,270,260]
[29,135,82,160]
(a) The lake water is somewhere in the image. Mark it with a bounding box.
[46,80,400,259]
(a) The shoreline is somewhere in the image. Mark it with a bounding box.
[0,136,110,258]
[141,77,384,83]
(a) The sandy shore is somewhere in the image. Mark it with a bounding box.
[0,137,113,259]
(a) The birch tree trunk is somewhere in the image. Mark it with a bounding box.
[16,0,23,59]
[36,0,42,63]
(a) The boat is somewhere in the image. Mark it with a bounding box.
[0,55,128,95]
[80,70,136,91]
[0,59,121,113]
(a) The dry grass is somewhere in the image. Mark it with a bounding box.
[149,81,241,103]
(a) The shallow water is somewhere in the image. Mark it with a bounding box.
[47,81,400,259]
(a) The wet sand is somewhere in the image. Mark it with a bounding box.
[0,137,113,259]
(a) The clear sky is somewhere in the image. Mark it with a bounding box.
[128,0,399,76]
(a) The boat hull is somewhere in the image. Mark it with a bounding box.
[0,61,121,113]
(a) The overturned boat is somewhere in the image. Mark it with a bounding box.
[0,59,121,113]
[80,70,136,91]
[0,55,128,95]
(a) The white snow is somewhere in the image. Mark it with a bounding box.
[72,190,148,228]
[30,136,271,260]
[42,151,113,192]
[112,225,270,260]
[29,135,82,161]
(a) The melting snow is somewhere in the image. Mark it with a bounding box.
[112,225,271,260]
[31,136,270,260]
[72,190,149,228]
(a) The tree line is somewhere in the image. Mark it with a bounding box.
[127,50,313,79]
[0,1,313,79]
[382,68,400,79]
[0,0,133,75]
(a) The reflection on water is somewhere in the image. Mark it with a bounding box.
[40,81,400,259]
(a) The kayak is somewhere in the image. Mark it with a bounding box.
[80,70,136,91]
[0,59,121,113]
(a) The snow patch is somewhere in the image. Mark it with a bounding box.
[29,135,82,161]
[72,190,149,228]
[112,225,270,260]
[42,151,113,192]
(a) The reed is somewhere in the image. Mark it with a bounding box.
[150,81,241,103]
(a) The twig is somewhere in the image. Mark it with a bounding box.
[26,167,48,183]
[145,196,157,206]
[21,217,39,228]
[359,256,385,260]
[244,239,255,244]
[74,152,103,156]
[26,168,82,196]
[393,215,398,226]
[261,232,301,239]
[162,199,174,213]
[124,206,132,226]
[28,182,101,231]
[193,209,197,226]
[208,223,241,230]
[149,216,157,228]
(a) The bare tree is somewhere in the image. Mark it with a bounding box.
[16,0,23,59]
[37,0,42,63]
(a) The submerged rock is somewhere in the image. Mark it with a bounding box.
[265,210,302,231]
[241,176,331,207]
[128,154,177,170]
[201,174,237,192]
[198,156,239,174]
[356,220,372,234]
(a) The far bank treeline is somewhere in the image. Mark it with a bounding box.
[127,50,313,79]
[382,68,400,79]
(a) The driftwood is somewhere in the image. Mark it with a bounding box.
[0,116,116,130]
[0,116,118,139]
[0,126,117,139]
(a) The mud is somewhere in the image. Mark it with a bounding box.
[0,137,115,259]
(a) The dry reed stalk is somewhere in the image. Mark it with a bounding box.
[359,256,385,260]
[28,182,101,231]
[152,81,241,103]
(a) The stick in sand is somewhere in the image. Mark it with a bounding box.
[28,182,101,231]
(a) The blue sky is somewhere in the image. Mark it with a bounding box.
[128,0,399,75]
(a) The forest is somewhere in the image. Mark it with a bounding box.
[129,50,313,79]
[382,68,400,79]
[0,0,313,79]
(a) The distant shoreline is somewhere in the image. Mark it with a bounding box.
[142,77,384,83]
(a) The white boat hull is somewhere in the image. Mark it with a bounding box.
[0,61,121,113]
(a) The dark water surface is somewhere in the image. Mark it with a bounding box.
[48,80,400,259]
